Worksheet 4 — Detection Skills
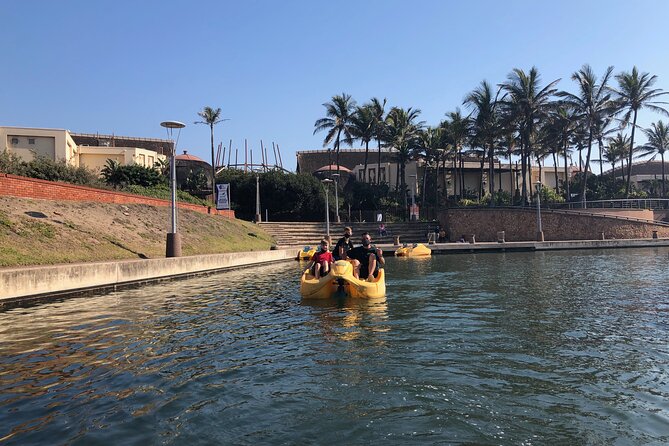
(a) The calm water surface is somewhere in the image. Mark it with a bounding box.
[2,249,669,445]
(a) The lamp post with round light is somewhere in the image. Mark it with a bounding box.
[160,120,185,257]
[535,180,544,242]
[322,178,333,237]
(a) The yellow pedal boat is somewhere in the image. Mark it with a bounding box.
[297,246,316,260]
[395,243,432,257]
[300,260,386,299]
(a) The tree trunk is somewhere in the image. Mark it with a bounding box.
[662,152,666,198]
[580,130,593,208]
[552,150,559,194]
[210,123,216,204]
[625,111,638,197]
[362,140,369,183]
[563,139,570,202]
[376,138,382,185]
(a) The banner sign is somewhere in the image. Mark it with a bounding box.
[216,183,230,210]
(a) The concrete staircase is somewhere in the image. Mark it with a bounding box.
[258,221,435,247]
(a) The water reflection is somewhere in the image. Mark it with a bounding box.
[1,250,669,444]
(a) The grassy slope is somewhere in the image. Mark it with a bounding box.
[0,198,274,267]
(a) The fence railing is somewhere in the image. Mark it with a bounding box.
[549,199,669,210]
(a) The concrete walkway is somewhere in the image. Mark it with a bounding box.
[1,249,296,307]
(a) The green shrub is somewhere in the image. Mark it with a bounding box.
[0,152,101,186]
[101,159,165,189]
[123,184,209,205]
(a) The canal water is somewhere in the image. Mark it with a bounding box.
[1,248,669,445]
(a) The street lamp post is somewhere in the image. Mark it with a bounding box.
[160,120,186,257]
[409,174,417,221]
[322,178,333,237]
[535,180,544,242]
[255,174,261,223]
[332,173,341,223]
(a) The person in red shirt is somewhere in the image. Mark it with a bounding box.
[308,239,334,279]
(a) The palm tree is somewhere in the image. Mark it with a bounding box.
[384,107,424,219]
[500,67,560,204]
[610,67,669,197]
[369,97,387,184]
[604,132,630,184]
[313,93,357,178]
[350,104,376,182]
[545,105,578,200]
[442,109,470,198]
[195,106,225,203]
[417,126,445,210]
[558,65,615,206]
[638,121,669,197]
[464,81,504,201]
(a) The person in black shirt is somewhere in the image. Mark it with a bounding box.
[347,232,385,280]
[333,226,354,261]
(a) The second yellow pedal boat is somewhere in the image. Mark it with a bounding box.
[300,260,386,299]
[395,243,432,257]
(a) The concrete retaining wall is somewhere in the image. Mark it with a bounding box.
[440,208,669,242]
[0,249,295,304]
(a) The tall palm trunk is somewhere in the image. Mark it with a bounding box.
[552,150,559,194]
[625,112,638,197]
[362,140,370,183]
[563,139,570,201]
[520,140,528,204]
[435,158,441,208]
[478,152,485,201]
[209,123,216,202]
[376,138,382,185]
[662,152,666,198]
[334,129,342,178]
[580,130,594,207]
[459,149,465,197]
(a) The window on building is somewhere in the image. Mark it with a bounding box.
[379,167,386,182]
[10,137,19,145]
[148,156,154,167]
[138,154,146,166]
[368,168,376,183]
[28,138,35,145]
[358,169,365,181]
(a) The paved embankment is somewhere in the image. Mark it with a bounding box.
[1,249,295,306]
[375,237,669,254]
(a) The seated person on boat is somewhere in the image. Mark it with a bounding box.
[307,239,334,279]
[347,232,385,280]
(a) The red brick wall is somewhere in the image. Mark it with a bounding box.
[0,173,235,218]
[440,208,669,242]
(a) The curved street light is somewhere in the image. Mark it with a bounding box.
[160,120,185,257]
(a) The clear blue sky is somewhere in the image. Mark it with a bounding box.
[2,0,669,171]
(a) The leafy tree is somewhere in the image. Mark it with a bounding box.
[610,67,669,197]
[638,121,669,197]
[313,93,357,178]
[500,67,560,204]
[195,106,226,203]
[349,103,375,182]
[558,65,616,206]
[384,106,424,218]
[369,97,387,184]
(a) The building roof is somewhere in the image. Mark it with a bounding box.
[296,147,397,174]
[604,160,668,177]
[71,132,174,156]
[176,150,206,162]
[315,164,352,173]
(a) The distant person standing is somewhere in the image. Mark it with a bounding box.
[333,227,354,261]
